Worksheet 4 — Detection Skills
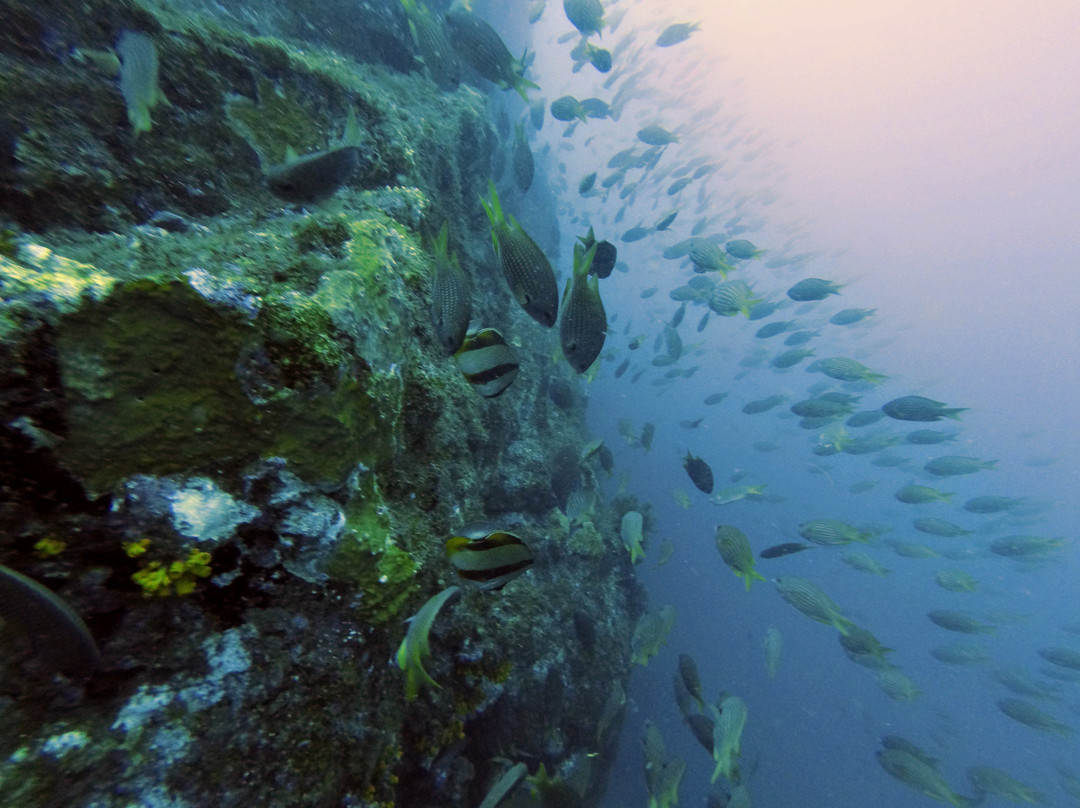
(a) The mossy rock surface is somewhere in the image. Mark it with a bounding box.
[53,276,397,496]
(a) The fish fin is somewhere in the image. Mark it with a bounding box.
[511,59,540,101]
[479,184,502,255]
[396,634,437,700]
[284,144,299,161]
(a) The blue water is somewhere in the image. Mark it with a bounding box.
[476,0,1080,805]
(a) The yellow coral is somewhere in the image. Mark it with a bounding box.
[33,537,66,557]
[122,538,151,557]
[132,549,213,597]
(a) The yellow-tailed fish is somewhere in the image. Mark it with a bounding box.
[395,585,460,700]
[715,525,766,591]
[481,181,558,326]
[559,242,607,373]
[430,222,471,355]
[620,510,645,563]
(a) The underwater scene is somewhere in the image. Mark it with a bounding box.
[0,0,1077,805]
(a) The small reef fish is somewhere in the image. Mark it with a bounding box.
[772,348,815,369]
[117,30,168,135]
[883,395,967,422]
[512,121,534,191]
[725,239,765,259]
[894,483,954,504]
[478,762,528,808]
[773,576,855,636]
[755,320,795,339]
[578,171,597,194]
[997,698,1072,736]
[927,609,996,634]
[400,0,461,90]
[876,747,975,807]
[529,97,545,129]
[429,222,471,355]
[577,226,617,278]
[559,243,607,373]
[710,484,766,505]
[396,585,461,700]
[682,451,713,494]
[677,654,705,710]
[715,525,766,591]
[266,107,366,203]
[842,551,892,577]
[550,95,588,122]
[637,125,679,146]
[934,569,978,592]
[812,356,887,384]
[907,429,959,444]
[967,766,1046,806]
[689,240,732,276]
[924,455,997,476]
[481,181,559,326]
[798,518,870,546]
[562,0,604,37]
[759,542,813,559]
[709,694,747,783]
[963,495,1024,514]
[445,531,535,590]
[654,210,679,231]
[445,6,538,99]
[631,606,675,665]
[656,22,700,47]
[570,40,612,74]
[454,328,520,397]
[640,422,655,450]
[829,307,875,325]
[787,277,843,301]
[621,223,652,242]
[708,281,760,317]
[621,510,645,563]
[763,626,782,678]
[913,517,972,538]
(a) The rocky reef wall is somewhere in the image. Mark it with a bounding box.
[0,1,640,805]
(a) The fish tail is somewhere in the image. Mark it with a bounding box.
[512,66,541,102]
[710,757,724,784]
[943,407,968,420]
[480,182,503,254]
[574,241,597,279]
[833,614,856,637]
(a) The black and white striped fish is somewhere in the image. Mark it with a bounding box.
[445,532,535,590]
[454,328,519,398]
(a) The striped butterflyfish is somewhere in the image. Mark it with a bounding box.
[445,531,535,590]
[454,328,520,398]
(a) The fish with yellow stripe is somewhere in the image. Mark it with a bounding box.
[445,531,535,590]
[454,327,520,397]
